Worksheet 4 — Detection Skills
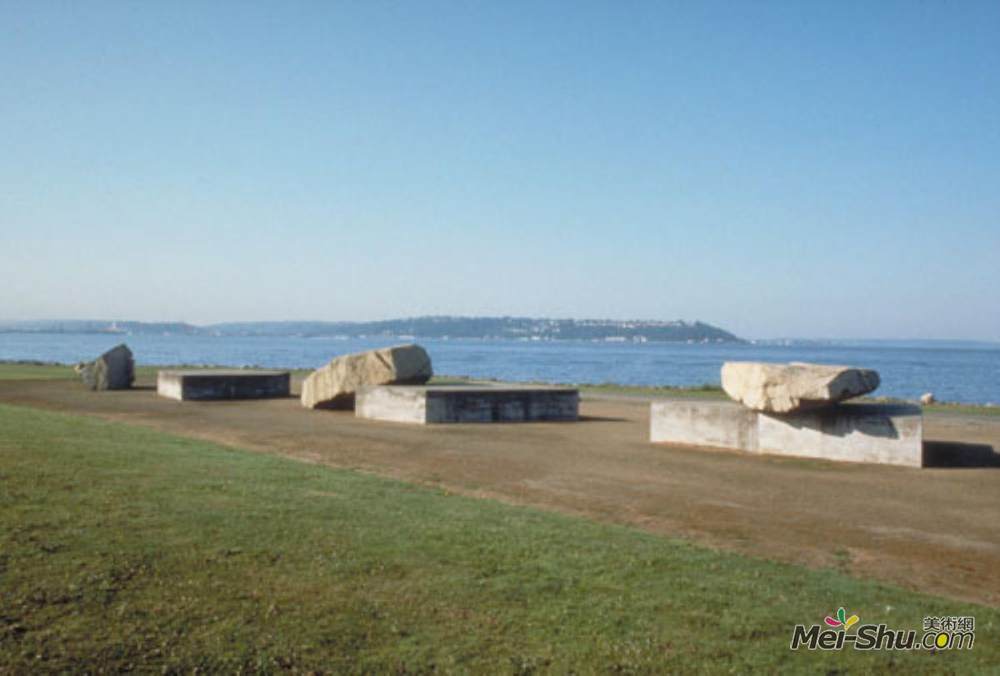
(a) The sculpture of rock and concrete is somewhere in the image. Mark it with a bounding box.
[652,361,925,467]
[651,400,923,467]
[75,344,135,391]
[721,361,880,413]
[158,369,291,401]
[301,344,433,409]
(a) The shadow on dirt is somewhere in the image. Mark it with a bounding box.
[923,441,1000,468]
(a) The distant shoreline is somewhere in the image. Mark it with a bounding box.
[2,330,999,350]
[0,316,745,344]
[3,328,998,349]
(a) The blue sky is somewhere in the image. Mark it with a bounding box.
[2,1,998,340]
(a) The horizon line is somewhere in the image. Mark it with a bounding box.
[0,317,998,346]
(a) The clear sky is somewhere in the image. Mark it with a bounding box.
[2,1,998,340]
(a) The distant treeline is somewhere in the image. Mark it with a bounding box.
[0,316,744,343]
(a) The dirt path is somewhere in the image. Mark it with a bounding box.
[3,376,999,607]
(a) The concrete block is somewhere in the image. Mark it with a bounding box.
[650,400,924,467]
[756,403,923,468]
[650,400,758,451]
[157,369,291,401]
[353,385,428,423]
[356,385,579,424]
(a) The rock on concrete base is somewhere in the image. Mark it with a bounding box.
[157,369,291,401]
[76,343,135,390]
[356,385,579,424]
[302,344,433,410]
[650,400,923,467]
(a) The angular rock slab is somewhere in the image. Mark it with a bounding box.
[158,369,290,401]
[650,400,923,467]
[75,343,135,390]
[356,384,579,424]
[721,361,879,413]
[301,344,432,409]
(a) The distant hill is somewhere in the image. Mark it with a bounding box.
[0,320,201,335]
[0,316,744,343]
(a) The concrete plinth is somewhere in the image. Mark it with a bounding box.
[356,385,579,424]
[157,369,291,401]
[650,401,759,452]
[650,400,923,467]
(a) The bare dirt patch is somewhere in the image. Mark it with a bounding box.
[3,375,998,606]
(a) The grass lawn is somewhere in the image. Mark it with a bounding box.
[0,363,77,380]
[921,402,1000,418]
[577,382,727,400]
[575,382,1000,417]
[0,363,168,381]
[1,404,995,673]
[0,363,315,382]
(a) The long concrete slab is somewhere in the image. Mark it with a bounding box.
[356,384,579,424]
[157,369,291,401]
[650,400,923,467]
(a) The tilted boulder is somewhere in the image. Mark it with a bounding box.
[721,361,879,413]
[301,344,432,409]
[75,343,135,391]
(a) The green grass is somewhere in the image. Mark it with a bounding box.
[570,381,1000,416]
[0,363,76,380]
[572,381,1000,416]
[0,362,177,381]
[435,376,1000,415]
[1,404,995,673]
[0,363,315,382]
[577,382,726,399]
[6,362,998,416]
[922,402,1000,417]
[429,375,728,400]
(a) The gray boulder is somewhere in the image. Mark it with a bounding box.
[301,344,432,409]
[76,344,135,390]
[721,361,879,413]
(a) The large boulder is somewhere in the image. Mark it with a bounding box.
[721,361,879,413]
[301,344,432,409]
[75,344,135,391]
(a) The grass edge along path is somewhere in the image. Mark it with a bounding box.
[2,362,996,417]
[1,403,996,673]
